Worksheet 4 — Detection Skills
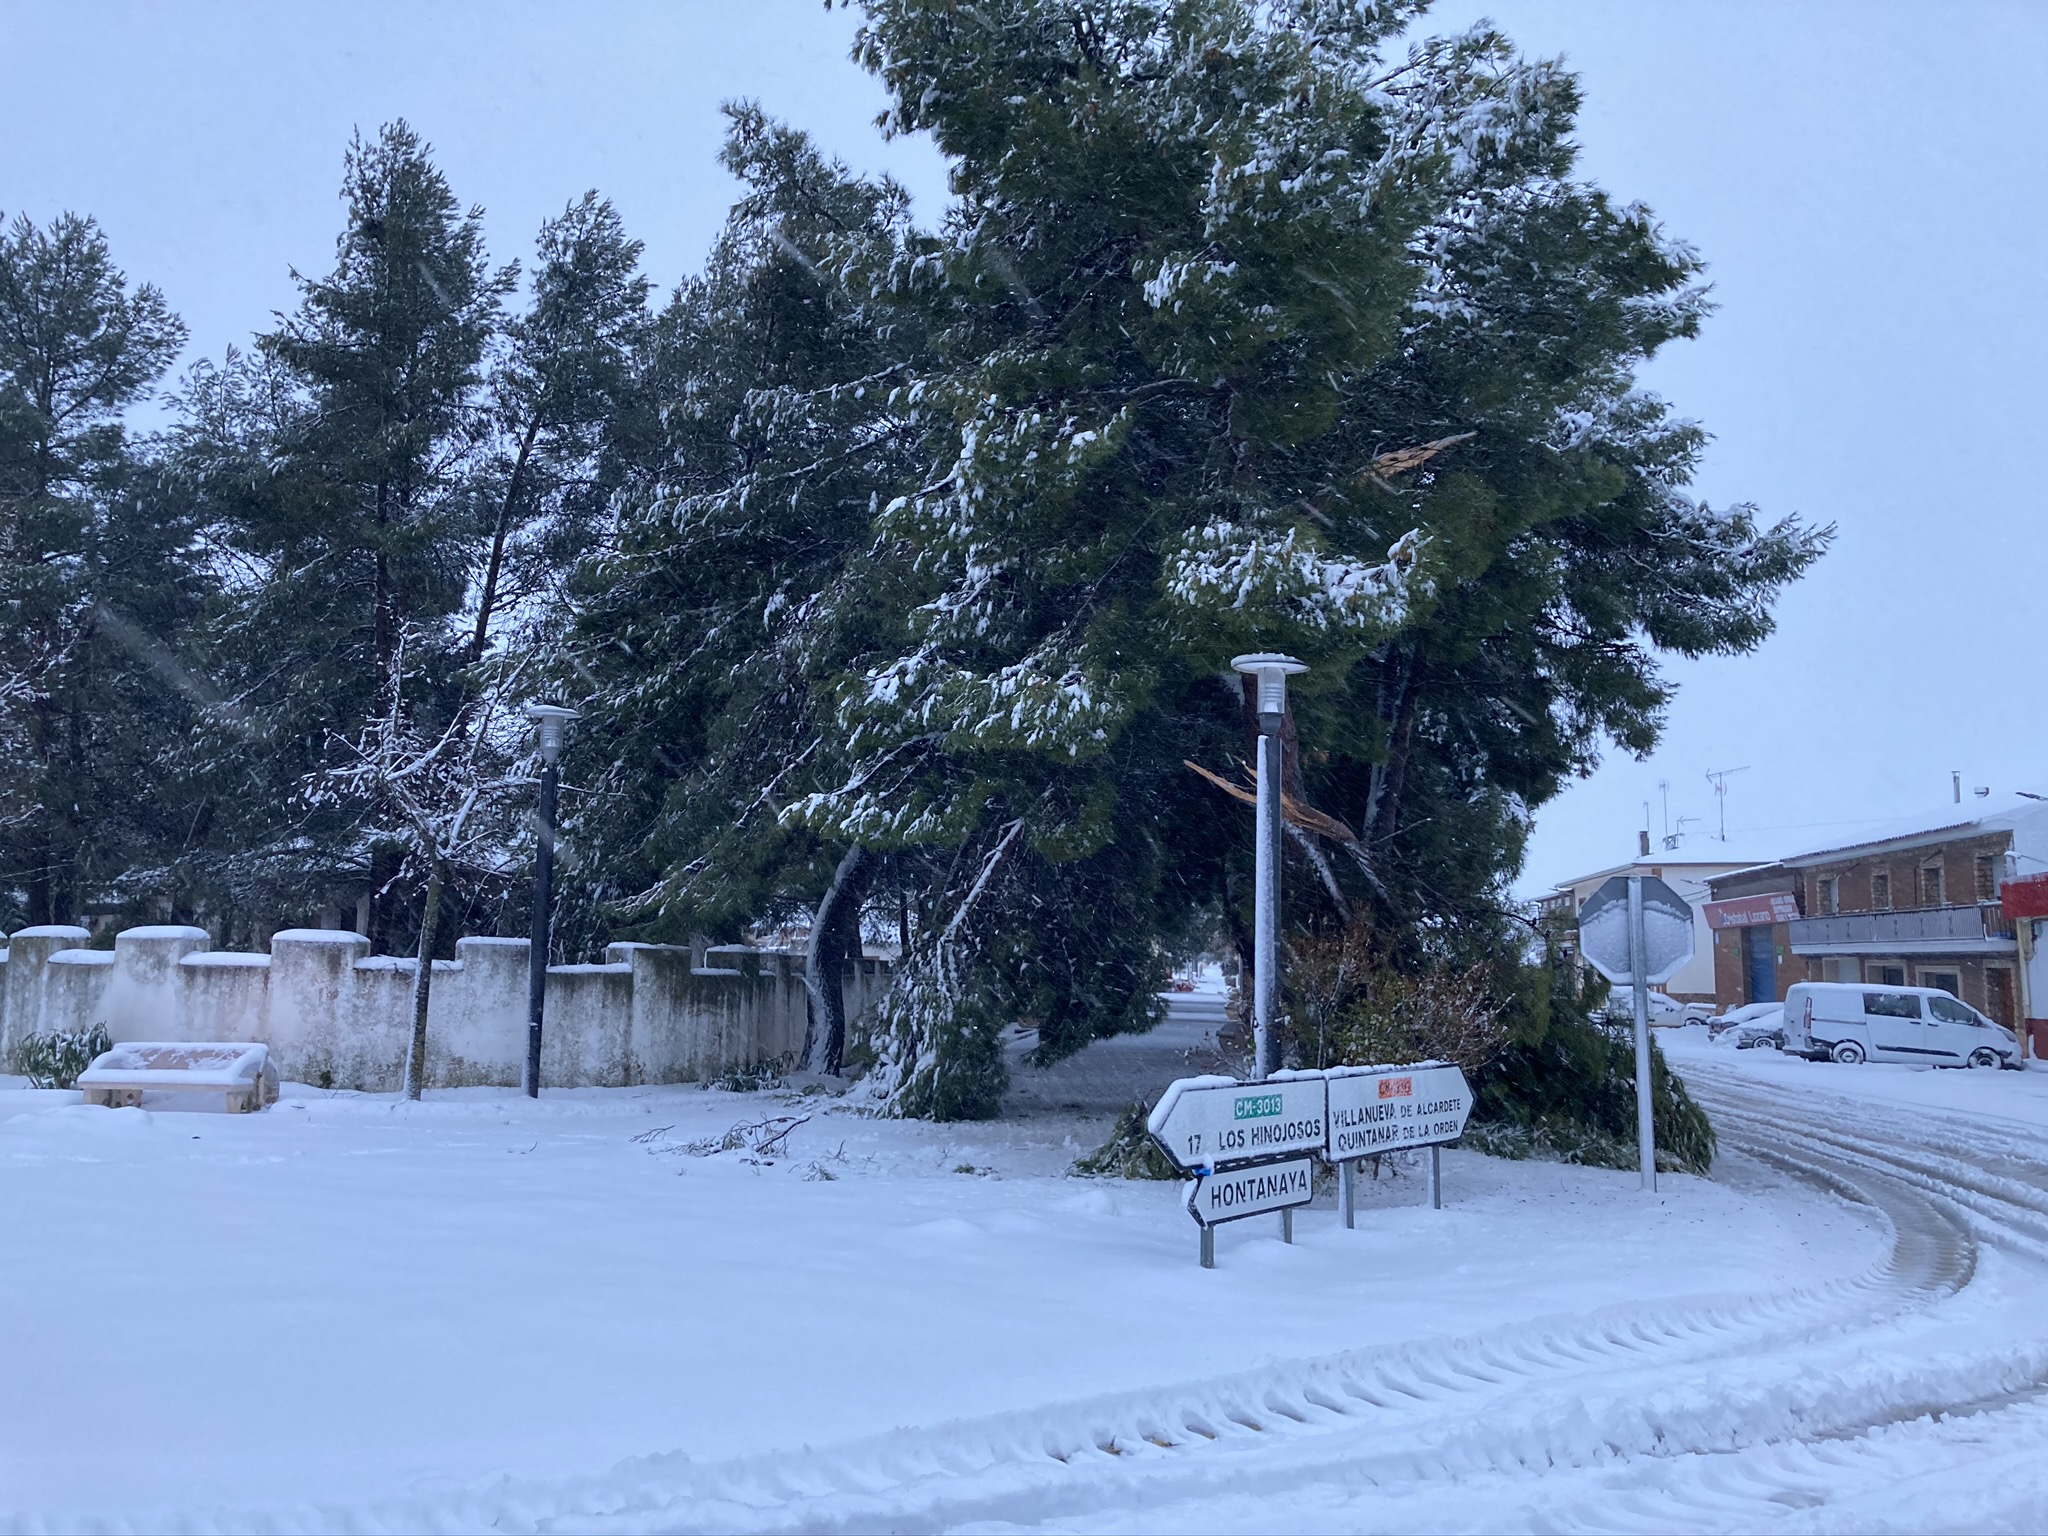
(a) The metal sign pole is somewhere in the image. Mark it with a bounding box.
[1427,1145,1442,1209]
[1627,875,1657,1191]
[1253,726,1280,1083]
[1339,1157,1355,1228]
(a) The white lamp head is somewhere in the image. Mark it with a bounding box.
[523,702,581,762]
[1230,653,1308,725]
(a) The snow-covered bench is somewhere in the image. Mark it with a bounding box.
[77,1042,280,1113]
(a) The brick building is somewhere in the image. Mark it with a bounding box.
[1703,800,2048,1027]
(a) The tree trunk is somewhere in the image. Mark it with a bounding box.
[468,416,543,665]
[403,858,445,1101]
[802,845,871,1075]
[1374,652,1424,845]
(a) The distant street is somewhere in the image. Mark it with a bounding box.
[1003,987,1235,1121]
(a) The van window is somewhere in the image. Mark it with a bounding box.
[1864,991,1921,1019]
[1928,995,1979,1026]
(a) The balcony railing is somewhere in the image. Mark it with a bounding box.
[1789,902,2015,951]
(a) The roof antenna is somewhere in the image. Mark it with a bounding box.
[1704,766,1749,842]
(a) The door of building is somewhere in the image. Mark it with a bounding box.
[1987,967,2016,1027]
[1743,924,1777,1004]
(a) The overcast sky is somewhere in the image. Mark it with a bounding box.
[6,1,2043,895]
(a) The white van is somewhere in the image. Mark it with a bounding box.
[1783,982,2020,1069]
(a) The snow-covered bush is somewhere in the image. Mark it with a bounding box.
[11,1024,113,1090]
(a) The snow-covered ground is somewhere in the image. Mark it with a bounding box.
[4,996,2046,1531]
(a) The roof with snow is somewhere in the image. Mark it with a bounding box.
[1770,795,2048,868]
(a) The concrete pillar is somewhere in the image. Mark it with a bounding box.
[1,927,92,1055]
[268,930,373,1090]
[104,925,212,1041]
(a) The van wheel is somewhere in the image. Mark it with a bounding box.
[1831,1040,1866,1065]
[1968,1047,2000,1069]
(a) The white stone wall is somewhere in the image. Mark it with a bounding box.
[0,925,890,1093]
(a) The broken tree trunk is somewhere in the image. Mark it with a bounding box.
[802,845,871,1075]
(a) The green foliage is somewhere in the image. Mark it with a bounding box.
[0,211,194,930]
[12,1023,112,1090]
[763,0,1824,1114]
[1072,1102,1181,1180]
[1467,978,1715,1174]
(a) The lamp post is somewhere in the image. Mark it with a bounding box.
[523,703,579,1098]
[1231,653,1307,1082]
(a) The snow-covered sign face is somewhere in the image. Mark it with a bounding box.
[1325,1065,1473,1160]
[1183,1157,1315,1229]
[1577,875,1696,985]
[1147,1076,1327,1173]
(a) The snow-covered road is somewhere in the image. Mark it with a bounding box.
[6,1009,2047,1532]
[462,1058,2046,1535]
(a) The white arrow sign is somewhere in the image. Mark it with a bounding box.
[1147,1076,1327,1173]
[1325,1064,1473,1159]
[1184,1156,1316,1228]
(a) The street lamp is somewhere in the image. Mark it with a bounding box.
[522,703,580,1098]
[1231,653,1307,1082]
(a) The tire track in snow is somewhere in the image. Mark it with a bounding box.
[14,1070,2025,1535]
[376,1129,1977,1530]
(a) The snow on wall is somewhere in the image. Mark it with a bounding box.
[0,926,890,1093]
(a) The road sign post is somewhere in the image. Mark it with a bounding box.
[1577,872,1696,1194]
[1628,877,1655,1190]
[1151,1065,1470,1263]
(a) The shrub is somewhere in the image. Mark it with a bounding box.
[1071,1102,1181,1180]
[1288,923,1507,1073]
[12,1024,113,1090]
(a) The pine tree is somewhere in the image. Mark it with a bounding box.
[0,211,192,928]
[469,192,651,667]
[772,0,1827,1116]
[177,123,514,940]
[566,107,929,1068]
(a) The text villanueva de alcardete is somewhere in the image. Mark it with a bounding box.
[1330,1097,1468,1157]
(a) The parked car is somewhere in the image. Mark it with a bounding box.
[1782,982,2020,1069]
[1682,1001,1719,1024]
[1602,986,1686,1026]
[1708,1002,1786,1049]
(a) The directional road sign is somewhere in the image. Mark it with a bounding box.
[1184,1156,1316,1228]
[1147,1076,1328,1173]
[1325,1064,1473,1160]
[1578,873,1695,985]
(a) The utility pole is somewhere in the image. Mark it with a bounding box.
[1232,654,1307,1083]
[522,703,580,1098]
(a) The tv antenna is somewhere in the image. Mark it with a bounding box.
[1705,766,1750,842]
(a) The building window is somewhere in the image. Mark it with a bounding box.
[1918,865,1945,908]
[1976,854,1999,901]
[1817,876,1839,915]
[1871,871,1891,910]
[1917,968,1961,999]
[1876,965,1906,987]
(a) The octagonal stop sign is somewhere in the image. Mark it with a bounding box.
[1577,874,1695,985]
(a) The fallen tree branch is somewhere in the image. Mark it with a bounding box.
[1184,759,1361,844]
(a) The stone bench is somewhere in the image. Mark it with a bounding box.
[78,1042,280,1113]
